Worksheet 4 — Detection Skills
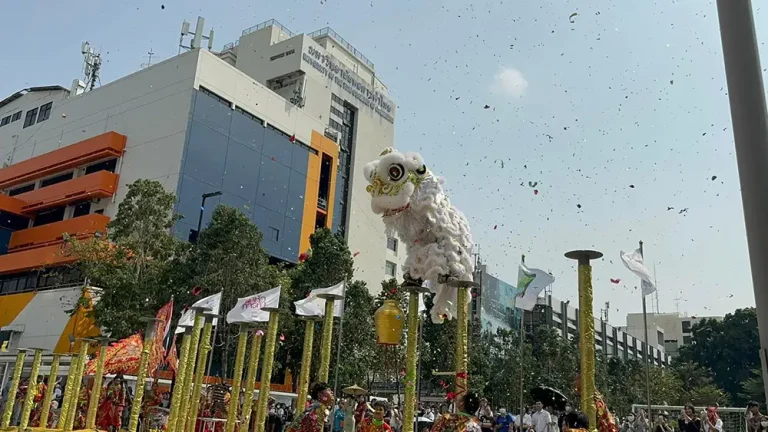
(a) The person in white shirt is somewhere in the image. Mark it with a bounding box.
[522,408,533,432]
[532,402,552,432]
[703,407,723,432]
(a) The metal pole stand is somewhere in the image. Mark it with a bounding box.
[19,348,45,431]
[296,316,322,408]
[446,279,480,400]
[402,283,429,432]
[565,250,603,432]
[128,317,162,432]
[316,293,343,383]
[86,336,115,429]
[254,308,283,432]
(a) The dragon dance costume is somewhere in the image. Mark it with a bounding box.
[594,392,618,432]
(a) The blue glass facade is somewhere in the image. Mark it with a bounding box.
[174,89,310,262]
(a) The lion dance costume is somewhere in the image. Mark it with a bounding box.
[594,392,618,432]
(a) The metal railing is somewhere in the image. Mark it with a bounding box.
[222,40,239,51]
[308,27,375,70]
[242,18,296,38]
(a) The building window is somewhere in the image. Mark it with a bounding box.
[657,330,664,345]
[23,108,38,128]
[199,86,231,108]
[0,116,10,127]
[33,206,66,227]
[385,261,396,277]
[235,106,264,125]
[72,201,92,218]
[37,102,53,123]
[8,183,35,196]
[683,335,692,345]
[40,171,73,188]
[11,111,21,122]
[268,227,280,242]
[682,320,691,333]
[387,237,398,253]
[85,158,118,175]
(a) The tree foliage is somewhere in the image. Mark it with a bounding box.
[67,179,191,338]
[677,308,759,405]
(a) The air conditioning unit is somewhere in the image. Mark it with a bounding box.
[324,129,339,142]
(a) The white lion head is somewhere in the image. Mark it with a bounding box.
[364,148,429,218]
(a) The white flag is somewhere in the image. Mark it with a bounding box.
[515,263,555,311]
[294,282,344,317]
[227,286,282,324]
[176,292,222,333]
[620,249,656,296]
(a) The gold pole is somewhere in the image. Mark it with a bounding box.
[241,330,263,432]
[65,338,92,432]
[166,327,193,432]
[86,338,113,429]
[39,353,61,428]
[296,318,319,408]
[56,354,79,429]
[565,250,602,431]
[316,294,341,383]
[402,286,425,432]
[254,311,280,432]
[1,350,26,428]
[187,315,215,432]
[177,311,206,432]
[455,286,469,396]
[129,318,161,432]
[19,348,44,430]
[226,324,250,432]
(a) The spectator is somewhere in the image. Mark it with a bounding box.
[334,400,346,432]
[532,402,551,432]
[678,404,702,432]
[748,403,762,432]
[479,404,495,432]
[495,408,514,432]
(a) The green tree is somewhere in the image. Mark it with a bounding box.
[739,368,766,407]
[677,308,759,404]
[185,205,284,377]
[67,179,191,338]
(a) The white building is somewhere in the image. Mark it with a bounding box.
[533,295,672,366]
[0,18,404,359]
[625,312,722,357]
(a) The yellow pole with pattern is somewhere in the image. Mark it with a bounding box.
[402,286,426,432]
[1,350,27,428]
[226,324,250,432]
[295,318,319,408]
[240,330,263,432]
[86,338,112,429]
[187,315,215,432]
[19,348,44,430]
[254,311,280,432]
[65,339,92,431]
[166,328,193,432]
[316,293,342,383]
[455,287,469,396]
[128,318,161,432]
[56,354,79,429]
[565,250,603,430]
[177,310,206,432]
[39,353,61,428]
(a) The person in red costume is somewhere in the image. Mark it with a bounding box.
[356,395,373,426]
[285,382,335,432]
[358,400,393,432]
[29,375,50,427]
[96,375,127,432]
[430,392,482,432]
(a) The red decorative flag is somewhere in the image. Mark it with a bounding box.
[151,300,174,376]
[165,335,179,373]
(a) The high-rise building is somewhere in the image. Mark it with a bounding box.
[0,18,403,355]
[625,312,722,357]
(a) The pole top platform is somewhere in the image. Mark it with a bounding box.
[565,250,603,265]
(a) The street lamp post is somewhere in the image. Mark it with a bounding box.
[194,191,222,242]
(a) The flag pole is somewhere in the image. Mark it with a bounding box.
[639,241,652,415]
[716,0,768,404]
[519,254,525,422]
[332,283,347,397]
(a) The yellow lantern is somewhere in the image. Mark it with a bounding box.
[374,300,405,345]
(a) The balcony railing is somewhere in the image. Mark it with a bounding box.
[9,213,109,252]
[308,27,375,70]
[16,171,119,214]
[317,197,328,211]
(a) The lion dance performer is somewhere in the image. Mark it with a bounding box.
[285,382,334,432]
[594,392,618,432]
[430,392,481,432]
[96,375,126,432]
[363,148,475,323]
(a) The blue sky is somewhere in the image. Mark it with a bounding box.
[2,0,764,326]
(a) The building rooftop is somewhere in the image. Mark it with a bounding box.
[222,19,375,70]
[0,86,68,111]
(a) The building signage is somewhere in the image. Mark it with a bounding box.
[303,45,395,123]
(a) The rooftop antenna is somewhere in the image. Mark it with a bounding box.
[141,49,155,68]
[81,41,102,91]
[179,17,215,54]
[673,294,683,314]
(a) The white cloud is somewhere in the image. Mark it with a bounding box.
[492,67,528,98]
